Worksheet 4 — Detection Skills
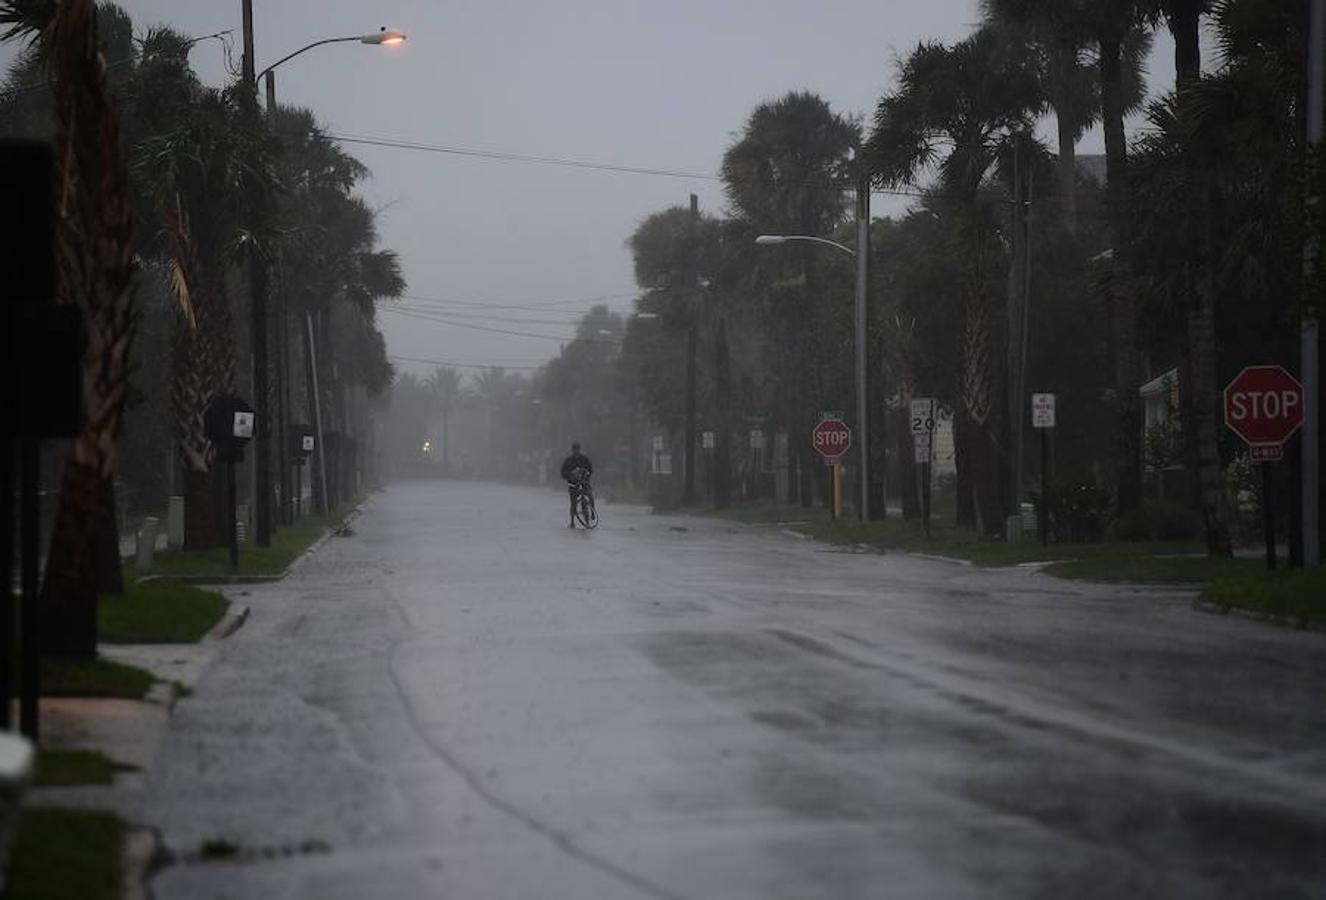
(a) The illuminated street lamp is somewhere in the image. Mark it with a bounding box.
[256,28,407,84]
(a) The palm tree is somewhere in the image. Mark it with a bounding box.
[137,86,264,548]
[429,366,463,474]
[272,109,403,507]
[1132,0,1302,555]
[868,27,1044,533]
[2,0,139,658]
[720,92,858,506]
[981,3,1150,234]
[990,0,1163,519]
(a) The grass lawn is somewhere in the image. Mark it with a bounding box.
[713,502,1326,627]
[99,578,228,643]
[136,508,348,578]
[709,503,1254,581]
[5,807,125,900]
[1202,566,1326,627]
[33,748,123,788]
[40,656,155,699]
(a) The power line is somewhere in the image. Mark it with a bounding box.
[379,306,622,346]
[392,305,611,327]
[328,130,935,199]
[387,289,641,312]
[388,353,543,371]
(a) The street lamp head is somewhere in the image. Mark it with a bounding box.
[754,235,787,246]
[362,28,407,45]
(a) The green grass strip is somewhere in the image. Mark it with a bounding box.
[1202,567,1326,626]
[32,748,120,788]
[99,578,228,644]
[134,506,352,577]
[40,656,155,700]
[5,807,125,900]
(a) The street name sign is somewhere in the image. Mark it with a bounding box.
[1223,365,1303,459]
[813,418,851,460]
[1031,393,1056,428]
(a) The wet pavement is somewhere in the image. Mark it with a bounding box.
[134,481,1326,899]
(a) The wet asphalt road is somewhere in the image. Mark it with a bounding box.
[141,481,1326,899]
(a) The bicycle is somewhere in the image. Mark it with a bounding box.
[571,475,598,529]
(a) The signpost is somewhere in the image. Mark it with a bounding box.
[1224,366,1304,569]
[1031,393,1056,545]
[701,431,715,503]
[813,417,851,520]
[205,394,256,572]
[289,425,315,518]
[910,399,935,538]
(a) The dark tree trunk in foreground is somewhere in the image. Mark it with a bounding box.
[40,0,138,659]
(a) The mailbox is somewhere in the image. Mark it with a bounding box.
[204,394,255,462]
[289,424,315,462]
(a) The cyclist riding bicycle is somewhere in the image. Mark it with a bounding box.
[559,442,594,528]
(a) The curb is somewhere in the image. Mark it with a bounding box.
[205,604,250,642]
[123,827,162,900]
[1192,600,1326,633]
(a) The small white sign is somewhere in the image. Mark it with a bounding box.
[233,411,255,439]
[913,432,932,464]
[910,398,936,434]
[701,430,715,449]
[652,435,665,452]
[749,429,766,450]
[1031,393,1056,429]
[301,435,315,452]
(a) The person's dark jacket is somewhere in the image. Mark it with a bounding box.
[560,452,593,482]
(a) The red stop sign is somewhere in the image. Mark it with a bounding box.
[1223,365,1304,447]
[812,418,851,459]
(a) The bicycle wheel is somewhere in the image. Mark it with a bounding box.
[578,493,599,529]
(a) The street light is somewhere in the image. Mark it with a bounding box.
[245,16,408,532]
[756,202,873,524]
[256,29,407,84]
[754,234,856,257]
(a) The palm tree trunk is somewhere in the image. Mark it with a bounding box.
[1054,105,1078,234]
[1168,0,1202,88]
[1100,30,1143,517]
[1189,278,1233,556]
[40,0,137,658]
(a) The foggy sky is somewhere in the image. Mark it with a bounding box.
[3,2,1181,379]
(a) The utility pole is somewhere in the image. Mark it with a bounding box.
[715,316,732,509]
[1303,0,1324,566]
[264,69,293,526]
[682,193,699,506]
[241,0,272,546]
[854,170,872,521]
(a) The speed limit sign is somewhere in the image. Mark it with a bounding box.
[910,398,936,434]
